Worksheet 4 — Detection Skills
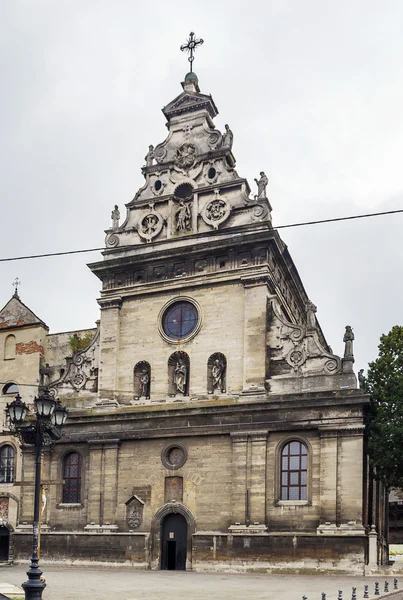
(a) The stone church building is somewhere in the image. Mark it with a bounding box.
[0,69,388,572]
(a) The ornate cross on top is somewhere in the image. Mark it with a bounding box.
[180,32,204,73]
[12,277,20,296]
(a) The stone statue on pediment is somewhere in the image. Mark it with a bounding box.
[222,124,233,149]
[254,171,268,199]
[145,145,155,167]
[111,205,120,230]
[305,300,317,329]
[343,326,354,359]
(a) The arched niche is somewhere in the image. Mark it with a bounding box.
[168,352,190,397]
[207,352,227,394]
[133,361,151,400]
[4,336,16,361]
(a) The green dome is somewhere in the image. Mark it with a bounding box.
[184,71,198,83]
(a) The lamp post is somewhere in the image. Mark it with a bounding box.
[6,390,68,600]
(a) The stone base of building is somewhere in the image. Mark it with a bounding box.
[13,531,367,574]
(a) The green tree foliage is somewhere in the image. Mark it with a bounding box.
[367,326,403,488]
[68,332,94,353]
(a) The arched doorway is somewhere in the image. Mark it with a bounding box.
[161,513,187,570]
[0,526,9,561]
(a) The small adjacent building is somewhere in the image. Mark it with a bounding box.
[1,70,387,572]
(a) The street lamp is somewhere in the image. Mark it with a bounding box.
[6,390,68,600]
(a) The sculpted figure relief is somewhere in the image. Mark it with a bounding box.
[175,201,192,232]
[145,145,155,167]
[254,171,269,199]
[222,124,233,149]
[174,362,187,395]
[141,214,159,235]
[111,205,120,230]
[206,198,227,222]
[212,358,225,392]
[175,143,197,170]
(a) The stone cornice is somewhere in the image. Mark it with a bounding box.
[98,297,122,310]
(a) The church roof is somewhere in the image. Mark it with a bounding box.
[0,293,48,331]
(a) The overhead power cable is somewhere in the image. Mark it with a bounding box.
[0,207,402,263]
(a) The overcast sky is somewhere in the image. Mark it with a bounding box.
[1,0,402,373]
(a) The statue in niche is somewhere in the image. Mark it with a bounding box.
[140,369,150,398]
[175,200,192,232]
[111,205,120,230]
[254,171,269,199]
[212,358,226,393]
[222,124,233,149]
[145,145,155,167]
[134,362,151,399]
[343,325,354,358]
[174,362,187,395]
[305,300,317,329]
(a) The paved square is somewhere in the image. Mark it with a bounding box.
[0,565,399,600]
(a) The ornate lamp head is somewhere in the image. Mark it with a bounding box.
[6,394,28,425]
[52,399,68,427]
[35,389,56,418]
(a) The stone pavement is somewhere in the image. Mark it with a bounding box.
[0,566,400,600]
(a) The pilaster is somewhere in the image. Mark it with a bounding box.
[230,433,248,525]
[241,276,269,394]
[102,440,120,527]
[249,431,268,527]
[318,428,338,527]
[85,442,103,527]
[97,297,122,405]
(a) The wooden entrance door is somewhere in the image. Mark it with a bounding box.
[161,513,187,570]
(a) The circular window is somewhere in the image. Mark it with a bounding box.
[161,443,187,470]
[154,179,162,191]
[162,301,198,341]
[207,167,216,180]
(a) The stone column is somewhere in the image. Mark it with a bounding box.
[97,297,122,405]
[230,433,248,525]
[249,431,268,527]
[241,276,268,394]
[318,428,338,529]
[368,525,378,566]
[102,440,120,528]
[85,442,103,527]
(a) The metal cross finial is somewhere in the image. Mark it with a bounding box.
[12,277,20,296]
[180,32,204,73]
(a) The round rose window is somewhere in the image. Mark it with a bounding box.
[161,443,187,469]
[162,301,198,341]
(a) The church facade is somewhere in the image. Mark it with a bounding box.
[0,70,388,572]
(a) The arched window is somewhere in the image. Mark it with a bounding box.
[2,383,19,395]
[280,440,307,501]
[0,445,14,483]
[4,335,16,360]
[62,452,81,503]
